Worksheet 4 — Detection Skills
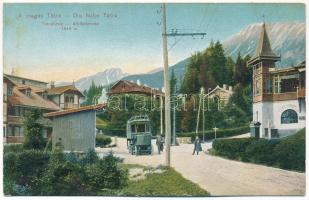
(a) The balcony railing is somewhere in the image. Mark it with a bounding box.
[62,103,79,109]
[273,92,297,101]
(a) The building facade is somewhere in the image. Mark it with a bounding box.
[248,23,306,138]
[3,74,84,143]
[44,104,105,152]
[47,84,84,109]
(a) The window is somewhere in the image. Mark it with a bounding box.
[137,124,146,133]
[131,125,136,133]
[14,106,20,116]
[8,86,13,96]
[26,89,31,97]
[274,77,281,93]
[281,109,298,124]
[265,79,272,93]
[255,79,261,96]
[65,96,70,103]
[70,96,74,103]
[42,92,47,99]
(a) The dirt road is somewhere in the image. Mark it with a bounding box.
[96,137,305,196]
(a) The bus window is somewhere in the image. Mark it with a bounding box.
[131,125,136,133]
[137,124,146,133]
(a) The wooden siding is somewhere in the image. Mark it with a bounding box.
[52,110,96,152]
[298,89,305,98]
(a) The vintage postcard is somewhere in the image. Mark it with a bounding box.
[2,1,307,198]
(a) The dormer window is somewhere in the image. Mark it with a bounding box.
[41,92,48,99]
[26,89,31,97]
[8,86,13,96]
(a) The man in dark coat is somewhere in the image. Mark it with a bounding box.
[192,136,202,155]
[156,134,164,154]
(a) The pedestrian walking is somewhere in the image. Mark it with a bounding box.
[156,134,163,154]
[192,136,202,155]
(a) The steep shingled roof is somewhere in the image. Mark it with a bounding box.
[248,23,280,65]
[47,85,85,97]
[8,84,60,111]
[108,80,164,96]
[255,23,278,58]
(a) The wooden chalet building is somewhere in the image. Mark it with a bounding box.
[108,80,164,97]
[3,74,84,143]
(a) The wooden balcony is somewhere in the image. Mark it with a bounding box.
[6,136,25,143]
[7,115,22,124]
[62,103,79,109]
[254,92,300,102]
[8,115,53,126]
[273,92,297,101]
[298,88,305,98]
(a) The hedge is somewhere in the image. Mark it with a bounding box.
[4,144,24,154]
[95,135,112,148]
[212,128,305,172]
[178,126,250,142]
[4,149,128,196]
[98,128,126,137]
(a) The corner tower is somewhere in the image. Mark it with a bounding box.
[248,23,280,103]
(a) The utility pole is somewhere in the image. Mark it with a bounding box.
[161,3,206,167]
[162,3,171,167]
[172,85,176,145]
[160,95,163,135]
[196,87,204,137]
[202,90,205,143]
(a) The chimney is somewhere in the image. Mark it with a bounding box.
[50,81,55,88]
[223,84,227,90]
[229,86,233,91]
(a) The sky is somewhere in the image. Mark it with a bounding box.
[3,3,305,82]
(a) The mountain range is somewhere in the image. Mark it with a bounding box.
[58,22,305,91]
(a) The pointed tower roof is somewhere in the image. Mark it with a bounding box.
[256,23,277,57]
[248,23,280,65]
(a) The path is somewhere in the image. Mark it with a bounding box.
[96,137,305,196]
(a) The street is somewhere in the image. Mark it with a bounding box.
[96,137,305,196]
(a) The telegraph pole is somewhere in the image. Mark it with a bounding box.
[162,3,171,167]
[161,3,206,167]
[172,85,176,145]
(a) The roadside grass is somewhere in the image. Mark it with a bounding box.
[119,163,147,171]
[120,166,210,197]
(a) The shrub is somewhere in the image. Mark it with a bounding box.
[23,109,45,150]
[213,138,256,159]
[96,134,112,147]
[4,147,129,195]
[212,129,305,172]
[41,160,90,195]
[273,129,305,172]
[245,139,279,164]
[80,149,99,166]
[85,153,128,191]
[3,150,50,195]
[4,144,23,154]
